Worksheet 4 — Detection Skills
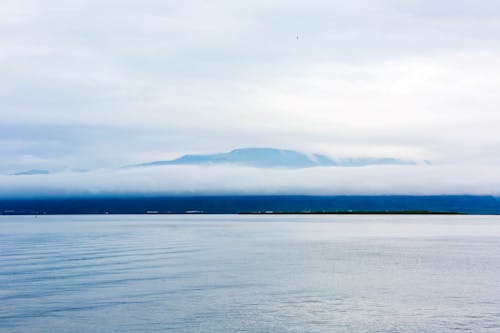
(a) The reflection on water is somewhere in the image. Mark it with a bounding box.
[1,215,500,332]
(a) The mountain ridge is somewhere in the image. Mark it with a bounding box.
[126,147,414,169]
[11,169,50,176]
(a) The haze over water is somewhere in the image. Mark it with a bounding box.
[2,215,500,332]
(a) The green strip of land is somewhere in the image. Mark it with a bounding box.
[239,210,465,215]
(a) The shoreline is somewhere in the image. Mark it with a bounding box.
[1,211,470,216]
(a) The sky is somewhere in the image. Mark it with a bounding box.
[2,0,500,195]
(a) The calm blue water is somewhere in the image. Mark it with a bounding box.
[1,215,500,332]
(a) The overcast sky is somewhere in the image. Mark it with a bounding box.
[2,0,500,195]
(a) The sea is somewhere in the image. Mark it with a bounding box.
[1,214,500,332]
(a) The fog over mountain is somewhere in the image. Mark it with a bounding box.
[2,162,500,198]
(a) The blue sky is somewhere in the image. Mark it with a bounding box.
[2,0,500,195]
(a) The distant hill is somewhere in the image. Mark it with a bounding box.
[11,169,50,176]
[126,148,414,169]
[1,196,499,215]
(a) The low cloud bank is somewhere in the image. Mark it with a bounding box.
[1,164,499,198]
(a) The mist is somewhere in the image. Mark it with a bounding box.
[1,163,500,198]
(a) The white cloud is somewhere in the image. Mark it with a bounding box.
[1,163,500,197]
[1,0,500,193]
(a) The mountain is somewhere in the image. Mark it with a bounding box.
[127,148,414,169]
[11,169,50,176]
